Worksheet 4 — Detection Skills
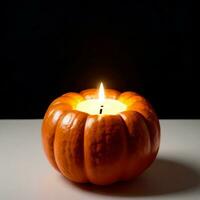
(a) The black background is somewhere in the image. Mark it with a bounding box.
[1,1,196,119]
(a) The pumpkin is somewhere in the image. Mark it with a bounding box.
[42,89,160,185]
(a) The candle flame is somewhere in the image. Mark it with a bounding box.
[98,82,105,103]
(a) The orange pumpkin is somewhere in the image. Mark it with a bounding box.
[42,89,160,185]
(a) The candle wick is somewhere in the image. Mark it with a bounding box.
[99,105,104,114]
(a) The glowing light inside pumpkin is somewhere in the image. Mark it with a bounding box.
[76,82,127,115]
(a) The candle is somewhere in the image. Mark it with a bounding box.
[76,83,127,115]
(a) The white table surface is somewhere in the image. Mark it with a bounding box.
[0,120,200,200]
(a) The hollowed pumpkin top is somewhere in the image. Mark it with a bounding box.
[42,89,160,185]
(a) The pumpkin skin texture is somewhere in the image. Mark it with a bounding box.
[42,89,160,185]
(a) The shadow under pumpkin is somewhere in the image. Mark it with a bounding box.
[60,158,200,196]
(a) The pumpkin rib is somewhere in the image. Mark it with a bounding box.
[42,104,71,171]
[48,92,83,111]
[62,92,84,98]
[62,92,84,105]
[115,114,130,181]
[42,95,79,170]
[54,110,89,183]
[118,92,151,108]
[84,114,127,185]
[49,97,77,110]
[50,97,73,107]
[127,100,155,114]
[119,111,152,180]
[118,91,140,98]
[118,91,160,154]
[53,113,74,178]
[127,107,160,154]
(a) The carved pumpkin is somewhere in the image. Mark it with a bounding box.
[42,89,160,185]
